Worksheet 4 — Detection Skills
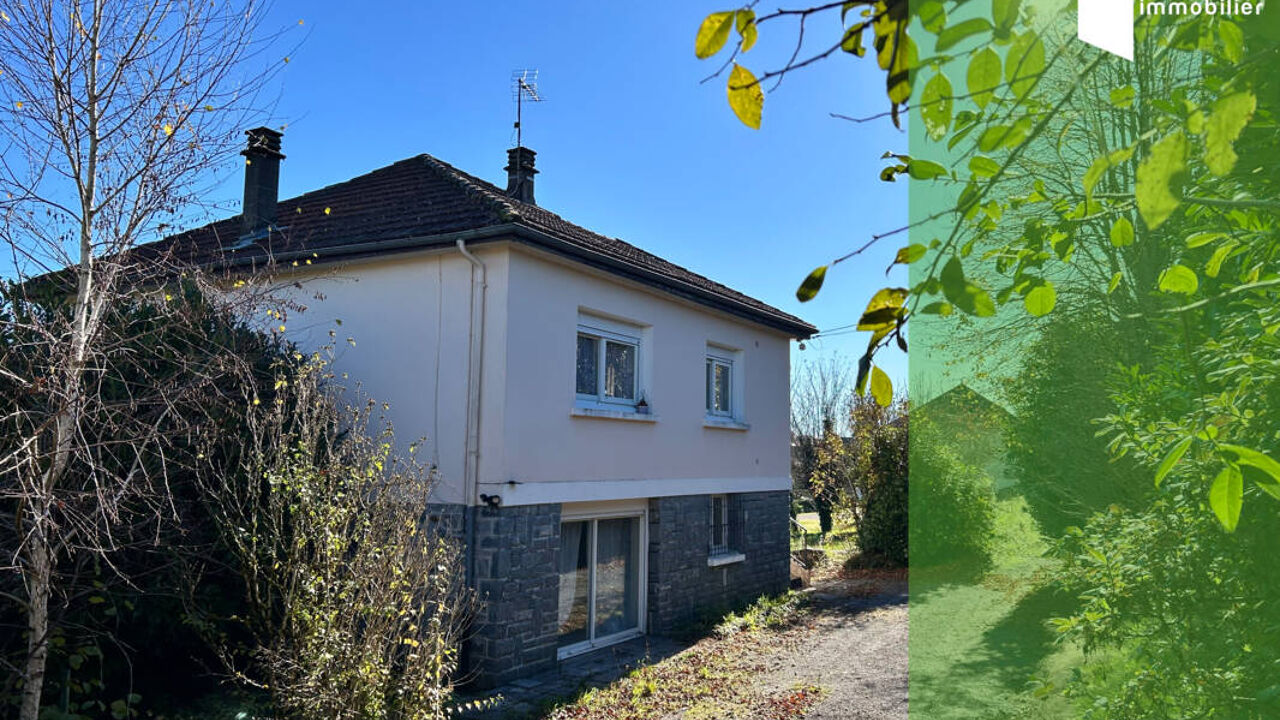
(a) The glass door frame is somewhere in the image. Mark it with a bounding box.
[557,502,648,660]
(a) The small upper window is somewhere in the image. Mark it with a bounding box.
[705,354,733,417]
[577,324,639,405]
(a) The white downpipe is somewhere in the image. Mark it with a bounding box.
[456,239,487,508]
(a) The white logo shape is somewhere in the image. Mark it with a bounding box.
[1078,0,1135,59]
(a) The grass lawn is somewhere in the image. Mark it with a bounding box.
[909,494,1082,719]
[790,512,857,553]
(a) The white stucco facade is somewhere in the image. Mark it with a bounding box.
[278,240,793,507]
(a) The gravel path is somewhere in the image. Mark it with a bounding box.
[762,579,908,720]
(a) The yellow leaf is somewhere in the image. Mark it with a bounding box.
[870,366,893,407]
[695,11,735,59]
[727,64,763,130]
[163,123,174,136]
[15,101,22,110]
[324,207,331,215]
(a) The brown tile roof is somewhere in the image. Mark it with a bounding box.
[150,153,815,336]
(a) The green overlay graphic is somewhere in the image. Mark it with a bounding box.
[906,1,1280,717]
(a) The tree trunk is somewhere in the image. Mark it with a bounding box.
[19,527,51,720]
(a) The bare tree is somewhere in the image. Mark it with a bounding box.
[790,354,854,534]
[0,2,286,716]
[790,353,853,439]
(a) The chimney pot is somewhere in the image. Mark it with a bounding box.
[241,127,285,237]
[505,146,537,205]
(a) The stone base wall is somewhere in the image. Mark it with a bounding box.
[462,503,561,688]
[646,490,791,633]
[449,490,790,687]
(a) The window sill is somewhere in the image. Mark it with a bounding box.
[707,551,746,567]
[570,406,658,423]
[703,417,750,431]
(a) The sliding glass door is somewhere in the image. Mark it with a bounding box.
[557,514,643,657]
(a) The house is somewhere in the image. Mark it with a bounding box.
[918,382,1014,488]
[162,128,816,686]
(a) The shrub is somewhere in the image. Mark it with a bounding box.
[856,434,908,566]
[1005,307,1151,536]
[194,359,475,720]
[909,423,996,569]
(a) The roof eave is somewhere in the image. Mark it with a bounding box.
[202,222,816,339]
[503,223,816,338]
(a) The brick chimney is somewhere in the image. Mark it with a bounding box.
[241,127,284,237]
[505,146,537,205]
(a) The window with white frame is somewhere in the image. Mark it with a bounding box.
[576,322,640,406]
[705,352,733,417]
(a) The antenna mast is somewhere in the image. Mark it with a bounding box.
[511,69,543,148]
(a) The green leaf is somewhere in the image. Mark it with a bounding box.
[1209,464,1243,532]
[941,257,996,317]
[1107,272,1123,294]
[1218,20,1244,63]
[1205,241,1237,278]
[1154,436,1193,487]
[935,17,993,51]
[1186,231,1226,248]
[870,366,893,407]
[908,159,948,180]
[1024,281,1056,316]
[978,126,1011,153]
[1204,91,1256,176]
[1158,264,1198,295]
[969,155,1000,178]
[993,0,1022,30]
[726,64,763,129]
[1220,444,1280,500]
[796,265,828,302]
[977,120,1030,153]
[916,0,946,33]
[695,12,735,59]
[895,244,927,265]
[966,48,1001,109]
[920,73,953,141]
[735,10,757,52]
[1005,31,1044,98]
[1109,85,1135,108]
[921,301,953,316]
[1083,146,1136,200]
[1135,130,1187,229]
[1110,217,1134,247]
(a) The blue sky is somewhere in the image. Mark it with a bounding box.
[215,1,908,387]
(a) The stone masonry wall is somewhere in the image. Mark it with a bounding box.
[464,503,561,688]
[646,490,791,633]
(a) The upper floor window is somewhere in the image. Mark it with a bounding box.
[576,323,639,405]
[705,354,733,417]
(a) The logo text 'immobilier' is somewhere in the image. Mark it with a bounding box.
[1079,0,1266,60]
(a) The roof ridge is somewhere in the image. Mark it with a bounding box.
[414,153,523,224]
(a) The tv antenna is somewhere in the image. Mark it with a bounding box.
[511,69,544,148]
